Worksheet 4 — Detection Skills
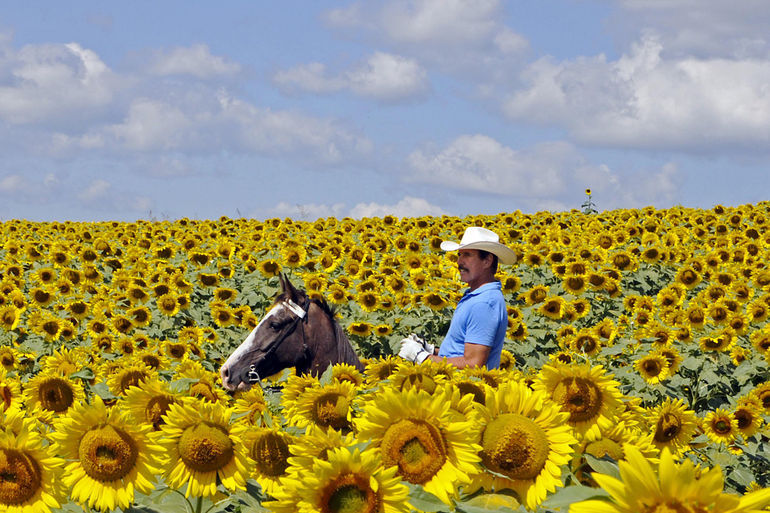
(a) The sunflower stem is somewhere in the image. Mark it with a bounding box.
[194,496,203,513]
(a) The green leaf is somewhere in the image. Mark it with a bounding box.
[318,363,335,386]
[456,492,521,513]
[90,382,117,402]
[406,483,449,512]
[540,484,610,509]
[583,454,621,480]
[69,367,95,381]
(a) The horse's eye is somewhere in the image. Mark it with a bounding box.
[269,320,283,330]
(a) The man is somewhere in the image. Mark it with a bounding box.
[398,226,517,369]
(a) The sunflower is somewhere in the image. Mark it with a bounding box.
[534,363,624,440]
[49,396,165,511]
[646,397,698,457]
[0,425,66,513]
[472,380,577,509]
[285,424,358,478]
[241,425,297,495]
[231,387,270,427]
[280,373,321,420]
[522,285,549,305]
[106,361,156,397]
[570,330,602,357]
[703,408,739,445]
[0,305,23,331]
[289,381,357,431]
[733,396,763,439]
[176,366,230,405]
[122,378,180,430]
[23,371,85,424]
[0,371,23,414]
[364,356,400,385]
[389,362,447,395]
[158,398,251,498]
[538,296,566,320]
[331,363,365,387]
[355,386,481,505]
[498,349,516,371]
[266,446,410,513]
[156,292,180,316]
[569,445,770,513]
[634,353,670,384]
[348,321,373,338]
[40,346,88,377]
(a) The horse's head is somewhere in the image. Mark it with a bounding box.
[220,274,312,391]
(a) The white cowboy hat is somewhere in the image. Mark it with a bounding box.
[440,226,517,264]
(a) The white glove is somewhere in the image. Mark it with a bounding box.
[398,337,431,363]
[410,334,435,355]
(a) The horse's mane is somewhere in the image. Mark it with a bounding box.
[274,289,365,372]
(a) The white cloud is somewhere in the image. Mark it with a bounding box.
[0,174,25,193]
[324,0,528,72]
[263,196,447,220]
[406,134,681,210]
[148,44,241,78]
[106,98,191,151]
[269,201,347,220]
[274,52,429,102]
[0,40,118,125]
[349,196,448,218]
[407,135,569,196]
[272,62,345,94]
[503,33,770,151]
[74,177,153,215]
[611,0,770,59]
[78,179,111,202]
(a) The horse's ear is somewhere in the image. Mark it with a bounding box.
[281,273,299,301]
[278,273,287,293]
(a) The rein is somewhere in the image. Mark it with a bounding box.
[244,297,311,386]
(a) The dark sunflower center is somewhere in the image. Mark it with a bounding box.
[251,432,290,477]
[713,419,732,435]
[178,422,234,472]
[321,472,378,513]
[482,413,549,481]
[119,370,149,394]
[735,409,753,430]
[399,374,436,394]
[552,377,603,423]
[145,395,175,430]
[0,449,42,506]
[381,419,447,485]
[584,439,624,461]
[1,385,13,410]
[312,393,351,430]
[456,382,486,404]
[189,382,217,403]
[79,425,139,482]
[654,413,682,443]
[38,378,75,413]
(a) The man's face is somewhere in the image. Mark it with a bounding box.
[457,249,491,286]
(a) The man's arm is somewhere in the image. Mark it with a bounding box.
[426,342,490,369]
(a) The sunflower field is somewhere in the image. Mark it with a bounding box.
[3,203,770,513]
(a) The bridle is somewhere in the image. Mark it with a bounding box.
[244,296,311,386]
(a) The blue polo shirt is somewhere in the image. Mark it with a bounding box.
[437,281,507,369]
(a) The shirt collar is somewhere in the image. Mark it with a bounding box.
[462,280,501,298]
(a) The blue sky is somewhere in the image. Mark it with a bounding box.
[1,1,768,222]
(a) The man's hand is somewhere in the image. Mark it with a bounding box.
[410,334,435,355]
[398,337,431,363]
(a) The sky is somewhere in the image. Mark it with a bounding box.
[1,1,769,222]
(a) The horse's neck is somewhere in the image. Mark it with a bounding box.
[301,313,365,376]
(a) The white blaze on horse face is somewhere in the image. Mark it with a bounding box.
[222,304,284,372]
